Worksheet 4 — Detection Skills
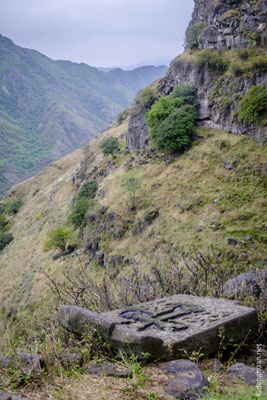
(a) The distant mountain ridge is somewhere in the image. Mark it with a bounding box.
[0,34,167,197]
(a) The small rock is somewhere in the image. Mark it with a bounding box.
[227,238,238,245]
[206,358,224,373]
[244,235,253,242]
[227,363,267,386]
[224,160,237,170]
[59,351,83,368]
[0,391,24,400]
[0,353,42,375]
[84,360,131,378]
[161,360,208,399]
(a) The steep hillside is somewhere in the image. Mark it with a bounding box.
[0,34,167,197]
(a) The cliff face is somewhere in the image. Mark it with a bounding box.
[126,0,267,149]
[188,0,266,50]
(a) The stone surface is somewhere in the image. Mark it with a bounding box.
[206,358,224,373]
[227,362,267,386]
[0,353,41,375]
[161,360,208,399]
[57,295,258,360]
[58,305,116,339]
[84,360,131,378]
[223,269,267,298]
[0,392,24,400]
[59,351,83,368]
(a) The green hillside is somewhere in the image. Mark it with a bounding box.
[0,34,167,197]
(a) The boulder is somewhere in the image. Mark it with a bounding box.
[227,362,267,386]
[223,269,267,298]
[161,359,208,399]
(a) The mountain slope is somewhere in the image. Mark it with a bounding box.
[0,34,167,197]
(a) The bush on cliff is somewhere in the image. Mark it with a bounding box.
[150,105,197,151]
[186,22,204,50]
[238,84,267,125]
[136,87,158,108]
[146,85,198,151]
[196,50,229,73]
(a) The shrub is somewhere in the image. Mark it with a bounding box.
[4,199,23,215]
[44,227,73,252]
[238,84,267,124]
[186,22,204,50]
[170,84,199,108]
[136,87,158,108]
[68,198,91,227]
[196,50,229,73]
[0,214,8,232]
[0,233,13,251]
[117,111,127,125]
[99,137,119,156]
[121,174,141,210]
[77,180,98,202]
[146,97,184,135]
[151,105,197,150]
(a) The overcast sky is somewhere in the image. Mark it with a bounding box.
[0,0,195,69]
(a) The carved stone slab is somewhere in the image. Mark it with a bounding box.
[58,294,257,360]
[102,294,257,359]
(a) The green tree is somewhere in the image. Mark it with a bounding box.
[151,105,197,150]
[238,84,267,124]
[0,214,8,232]
[44,227,73,252]
[122,174,141,210]
[99,137,119,156]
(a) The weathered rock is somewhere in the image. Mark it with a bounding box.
[224,160,234,170]
[58,305,116,339]
[227,362,267,386]
[102,294,257,360]
[95,251,105,266]
[126,103,151,150]
[58,295,257,361]
[206,358,224,373]
[59,351,83,368]
[0,353,41,375]
[0,392,24,400]
[223,269,267,298]
[84,360,131,378]
[161,360,208,399]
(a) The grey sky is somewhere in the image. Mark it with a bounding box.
[0,0,195,68]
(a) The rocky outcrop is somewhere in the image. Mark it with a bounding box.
[126,103,152,150]
[157,57,266,143]
[126,0,267,149]
[187,0,266,51]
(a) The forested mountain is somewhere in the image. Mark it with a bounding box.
[0,34,167,196]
